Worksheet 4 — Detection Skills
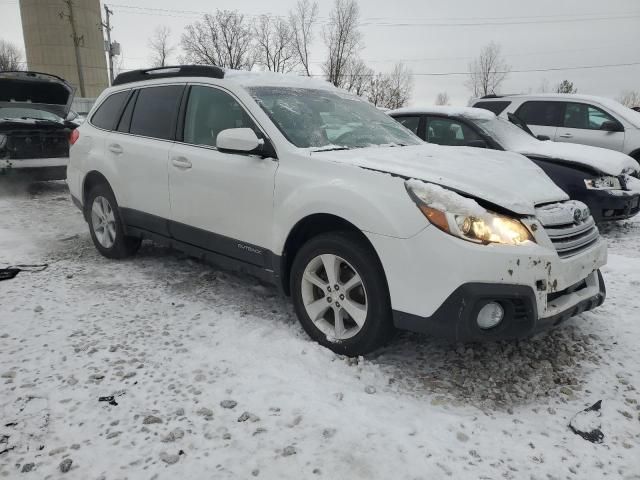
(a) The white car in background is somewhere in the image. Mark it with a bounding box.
[68,66,607,355]
[471,94,640,163]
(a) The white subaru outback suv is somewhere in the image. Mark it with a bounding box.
[68,66,607,356]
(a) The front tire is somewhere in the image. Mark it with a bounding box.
[86,183,140,259]
[290,232,394,356]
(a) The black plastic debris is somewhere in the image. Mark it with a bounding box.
[569,400,604,443]
[0,264,48,282]
[98,396,118,406]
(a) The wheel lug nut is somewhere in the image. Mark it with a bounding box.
[334,284,339,291]
[326,297,332,303]
[335,302,340,308]
[340,294,344,300]
[327,286,332,292]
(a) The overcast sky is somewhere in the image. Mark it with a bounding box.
[1,0,638,104]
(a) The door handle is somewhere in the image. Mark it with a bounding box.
[108,143,123,154]
[171,156,192,169]
[558,133,573,138]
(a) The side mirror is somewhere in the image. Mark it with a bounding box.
[216,128,263,153]
[600,121,623,132]
[466,139,488,148]
[536,135,551,141]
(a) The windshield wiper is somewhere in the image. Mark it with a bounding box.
[310,146,351,152]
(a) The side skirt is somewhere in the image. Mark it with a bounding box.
[120,208,283,289]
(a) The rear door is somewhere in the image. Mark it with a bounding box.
[514,101,563,140]
[168,84,277,266]
[107,84,184,233]
[556,102,625,151]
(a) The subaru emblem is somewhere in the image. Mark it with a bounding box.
[573,209,583,223]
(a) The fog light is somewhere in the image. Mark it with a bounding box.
[477,302,504,330]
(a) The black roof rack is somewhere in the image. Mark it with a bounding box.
[480,94,503,99]
[112,65,225,86]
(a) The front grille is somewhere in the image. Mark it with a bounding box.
[4,131,69,159]
[536,201,600,259]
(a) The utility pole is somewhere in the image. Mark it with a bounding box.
[60,0,86,97]
[102,4,114,85]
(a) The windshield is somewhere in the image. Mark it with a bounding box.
[473,116,539,150]
[247,87,422,149]
[0,107,63,122]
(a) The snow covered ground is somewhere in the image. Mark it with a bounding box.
[1,181,639,479]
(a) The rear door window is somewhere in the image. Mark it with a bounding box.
[91,91,128,130]
[515,101,564,127]
[472,101,511,115]
[129,85,184,140]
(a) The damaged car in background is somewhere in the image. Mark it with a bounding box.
[0,71,77,181]
[68,66,607,355]
[389,106,640,222]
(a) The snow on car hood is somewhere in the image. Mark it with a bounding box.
[0,71,75,119]
[512,141,638,176]
[313,144,568,215]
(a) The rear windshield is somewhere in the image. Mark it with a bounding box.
[247,87,422,149]
[472,101,511,115]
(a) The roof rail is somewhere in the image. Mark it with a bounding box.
[112,65,225,86]
[480,94,503,99]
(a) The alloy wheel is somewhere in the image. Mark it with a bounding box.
[91,195,117,249]
[300,254,368,340]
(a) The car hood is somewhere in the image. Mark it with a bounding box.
[0,71,75,119]
[511,141,638,176]
[312,144,568,215]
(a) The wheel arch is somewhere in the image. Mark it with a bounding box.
[82,170,112,219]
[279,213,388,296]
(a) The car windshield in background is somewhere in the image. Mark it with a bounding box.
[473,116,539,150]
[0,107,63,122]
[248,87,422,149]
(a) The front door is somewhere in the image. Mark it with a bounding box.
[555,102,625,151]
[168,85,278,267]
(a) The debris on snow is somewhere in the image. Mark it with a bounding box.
[569,400,604,443]
[282,445,297,457]
[59,458,73,473]
[142,415,162,425]
[220,400,237,409]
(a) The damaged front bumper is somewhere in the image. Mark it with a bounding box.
[584,189,640,222]
[366,222,608,343]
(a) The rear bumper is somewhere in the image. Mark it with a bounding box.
[393,270,605,342]
[584,190,640,222]
[0,157,68,181]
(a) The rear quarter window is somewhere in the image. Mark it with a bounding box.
[472,101,511,115]
[90,91,128,130]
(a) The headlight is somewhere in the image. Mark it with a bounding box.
[406,179,535,245]
[584,176,622,190]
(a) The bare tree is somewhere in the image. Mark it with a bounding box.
[366,72,391,107]
[340,57,372,95]
[289,0,318,76]
[181,10,255,70]
[323,0,361,87]
[0,40,23,71]
[466,42,510,97]
[435,92,450,106]
[385,63,413,109]
[618,90,640,108]
[555,79,577,94]
[254,15,298,73]
[148,26,175,68]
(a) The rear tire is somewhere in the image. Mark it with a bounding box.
[290,231,394,356]
[86,183,140,259]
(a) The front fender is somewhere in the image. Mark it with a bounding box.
[271,162,428,254]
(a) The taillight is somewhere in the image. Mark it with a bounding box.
[69,129,80,145]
